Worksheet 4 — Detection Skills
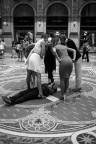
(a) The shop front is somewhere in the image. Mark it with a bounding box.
[46,3,68,37]
[13,4,34,43]
[80,2,96,51]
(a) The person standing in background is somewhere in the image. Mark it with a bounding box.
[19,40,24,62]
[23,38,29,56]
[1,39,6,58]
[16,42,21,61]
[27,31,33,44]
[11,41,16,58]
[0,38,5,59]
[82,40,90,62]
[1,39,6,50]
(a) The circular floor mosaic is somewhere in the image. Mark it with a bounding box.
[0,64,96,144]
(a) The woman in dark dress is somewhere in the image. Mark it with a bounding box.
[52,36,76,100]
[44,38,56,84]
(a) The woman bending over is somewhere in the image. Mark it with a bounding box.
[52,36,76,100]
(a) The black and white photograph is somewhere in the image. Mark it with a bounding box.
[0,0,96,143]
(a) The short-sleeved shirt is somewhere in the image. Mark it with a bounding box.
[66,39,81,62]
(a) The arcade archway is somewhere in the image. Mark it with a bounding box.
[80,3,96,49]
[13,4,34,42]
[46,3,68,36]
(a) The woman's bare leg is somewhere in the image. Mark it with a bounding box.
[36,72,43,96]
[60,78,65,95]
[32,73,35,84]
[26,69,32,89]
[64,78,69,94]
[60,78,66,100]
[30,71,35,87]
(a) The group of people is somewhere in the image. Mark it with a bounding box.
[25,33,82,100]
[2,32,82,105]
[11,32,34,62]
[0,38,6,58]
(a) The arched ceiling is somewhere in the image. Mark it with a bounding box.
[81,3,96,17]
[47,3,68,16]
[13,4,34,17]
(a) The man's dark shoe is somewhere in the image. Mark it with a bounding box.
[72,88,82,92]
[59,96,64,100]
[2,96,12,105]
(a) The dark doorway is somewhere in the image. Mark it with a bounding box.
[46,3,68,36]
[13,4,34,43]
[80,3,96,50]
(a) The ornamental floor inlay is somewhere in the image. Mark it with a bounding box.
[0,53,96,144]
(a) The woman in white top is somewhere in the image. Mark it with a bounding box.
[26,33,48,98]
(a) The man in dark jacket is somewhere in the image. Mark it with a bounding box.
[2,83,57,105]
[82,41,90,62]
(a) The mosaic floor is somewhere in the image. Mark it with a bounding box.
[0,53,96,144]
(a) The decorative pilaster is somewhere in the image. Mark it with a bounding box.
[0,0,12,46]
[69,0,80,48]
[2,0,10,15]
[37,0,43,16]
[72,0,78,16]
[36,0,44,41]
[71,0,79,33]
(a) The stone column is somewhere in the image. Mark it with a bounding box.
[36,0,44,41]
[2,0,10,32]
[2,0,12,47]
[10,16,14,41]
[70,0,80,48]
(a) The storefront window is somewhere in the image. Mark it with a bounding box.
[46,3,68,37]
[80,3,96,51]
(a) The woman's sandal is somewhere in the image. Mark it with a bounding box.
[59,95,66,101]
[59,96,64,100]
[38,94,45,99]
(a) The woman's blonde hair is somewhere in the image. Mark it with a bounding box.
[52,36,61,47]
[41,33,48,39]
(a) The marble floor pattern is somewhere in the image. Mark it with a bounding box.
[0,53,96,144]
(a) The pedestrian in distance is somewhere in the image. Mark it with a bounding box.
[82,40,90,62]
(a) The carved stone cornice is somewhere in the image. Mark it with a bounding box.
[14,0,32,1]
[84,0,95,1]
[48,0,67,1]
